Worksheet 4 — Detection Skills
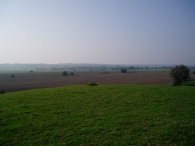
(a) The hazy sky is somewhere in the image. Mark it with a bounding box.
[0,0,195,65]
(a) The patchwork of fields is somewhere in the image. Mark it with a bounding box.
[0,85,195,145]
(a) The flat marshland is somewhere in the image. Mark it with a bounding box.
[0,84,195,145]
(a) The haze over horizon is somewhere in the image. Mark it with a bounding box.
[0,0,195,65]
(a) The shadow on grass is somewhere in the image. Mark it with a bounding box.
[182,80,195,86]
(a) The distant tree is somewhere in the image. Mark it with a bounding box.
[170,65,190,86]
[69,72,74,76]
[193,71,195,75]
[29,70,34,74]
[121,68,127,73]
[62,71,68,76]
[10,74,15,78]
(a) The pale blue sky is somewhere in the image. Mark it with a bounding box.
[0,0,195,65]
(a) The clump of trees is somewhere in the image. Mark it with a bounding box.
[62,71,68,76]
[170,65,190,86]
[62,71,74,76]
[121,68,127,73]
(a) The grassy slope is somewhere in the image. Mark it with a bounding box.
[0,85,195,145]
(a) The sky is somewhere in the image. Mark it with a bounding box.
[0,0,195,65]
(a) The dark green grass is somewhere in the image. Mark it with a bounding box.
[0,85,195,145]
[182,80,195,86]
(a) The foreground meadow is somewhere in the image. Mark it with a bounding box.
[0,85,195,145]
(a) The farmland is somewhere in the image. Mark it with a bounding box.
[0,84,195,145]
[0,71,172,92]
[0,69,195,145]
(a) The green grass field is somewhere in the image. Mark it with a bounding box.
[0,85,195,145]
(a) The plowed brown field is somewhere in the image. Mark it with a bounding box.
[0,71,172,92]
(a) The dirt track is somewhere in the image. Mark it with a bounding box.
[0,71,173,92]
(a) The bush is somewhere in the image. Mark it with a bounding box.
[29,70,34,74]
[87,82,98,86]
[121,68,127,73]
[170,65,190,86]
[0,90,5,94]
[69,72,74,76]
[10,74,15,78]
[62,71,68,76]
